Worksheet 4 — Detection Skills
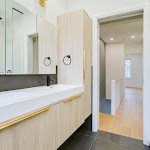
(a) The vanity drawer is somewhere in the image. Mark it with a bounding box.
[63,94,85,139]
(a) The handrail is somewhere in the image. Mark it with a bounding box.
[115,79,124,85]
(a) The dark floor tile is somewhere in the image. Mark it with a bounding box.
[97,131,150,150]
[76,128,99,138]
[90,138,135,150]
[58,132,95,150]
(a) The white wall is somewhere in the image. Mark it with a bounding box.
[66,0,148,18]
[125,53,143,88]
[14,0,67,24]
[143,3,150,145]
[106,43,125,99]
[124,42,143,54]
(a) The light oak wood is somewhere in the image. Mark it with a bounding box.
[0,95,85,150]
[55,102,67,148]
[0,107,50,130]
[100,88,143,140]
[57,10,83,85]
[77,94,85,127]
[65,96,78,138]
[63,93,82,103]
[64,95,84,138]
[38,20,56,74]
[83,10,92,118]
[83,50,86,80]
[57,9,92,119]
[0,105,57,150]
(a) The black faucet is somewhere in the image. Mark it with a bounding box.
[47,75,55,86]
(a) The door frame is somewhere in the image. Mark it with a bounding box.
[92,2,150,146]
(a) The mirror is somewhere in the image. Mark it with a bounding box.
[0,0,57,75]
[0,0,5,74]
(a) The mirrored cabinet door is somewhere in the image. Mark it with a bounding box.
[0,0,5,75]
[6,0,37,74]
[37,16,57,74]
[0,0,57,75]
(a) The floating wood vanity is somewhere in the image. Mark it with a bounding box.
[0,9,92,150]
[0,85,84,150]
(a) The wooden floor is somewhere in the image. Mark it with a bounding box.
[99,88,143,140]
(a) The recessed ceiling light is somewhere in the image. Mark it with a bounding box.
[131,36,135,39]
[110,38,114,41]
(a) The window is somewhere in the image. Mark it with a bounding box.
[125,59,131,78]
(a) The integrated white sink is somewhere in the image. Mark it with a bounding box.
[0,84,84,124]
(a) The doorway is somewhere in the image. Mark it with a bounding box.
[99,15,143,140]
[92,5,150,145]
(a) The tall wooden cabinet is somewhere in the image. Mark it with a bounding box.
[57,9,92,119]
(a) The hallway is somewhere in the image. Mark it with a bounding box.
[99,88,143,140]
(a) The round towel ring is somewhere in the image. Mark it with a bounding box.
[63,55,71,65]
[44,57,51,66]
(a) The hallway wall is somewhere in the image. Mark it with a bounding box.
[125,53,143,88]
[99,39,111,114]
[106,42,125,99]
[124,42,143,54]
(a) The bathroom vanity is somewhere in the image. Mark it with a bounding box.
[0,85,84,150]
[0,1,92,149]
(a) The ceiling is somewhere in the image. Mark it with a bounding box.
[100,15,143,44]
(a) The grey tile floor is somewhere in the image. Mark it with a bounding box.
[58,129,150,150]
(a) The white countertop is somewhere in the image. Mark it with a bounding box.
[0,84,84,123]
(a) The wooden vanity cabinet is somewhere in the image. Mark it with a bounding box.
[0,94,84,150]
[0,104,58,150]
[64,94,85,139]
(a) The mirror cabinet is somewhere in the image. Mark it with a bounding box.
[0,0,57,75]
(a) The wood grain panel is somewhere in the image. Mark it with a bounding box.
[57,9,92,119]
[38,20,56,74]
[0,105,57,150]
[83,10,92,118]
[99,88,143,140]
[64,96,79,138]
[57,10,83,85]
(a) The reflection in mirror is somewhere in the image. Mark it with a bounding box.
[4,0,57,75]
[0,0,5,74]
[37,16,57,74]
[6,0,37,74]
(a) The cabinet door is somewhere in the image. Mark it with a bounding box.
[64,97,78,138]
[55,102,67,149]
[64,95,85,139]
[78,94,85,126]
[0,105,58,150]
